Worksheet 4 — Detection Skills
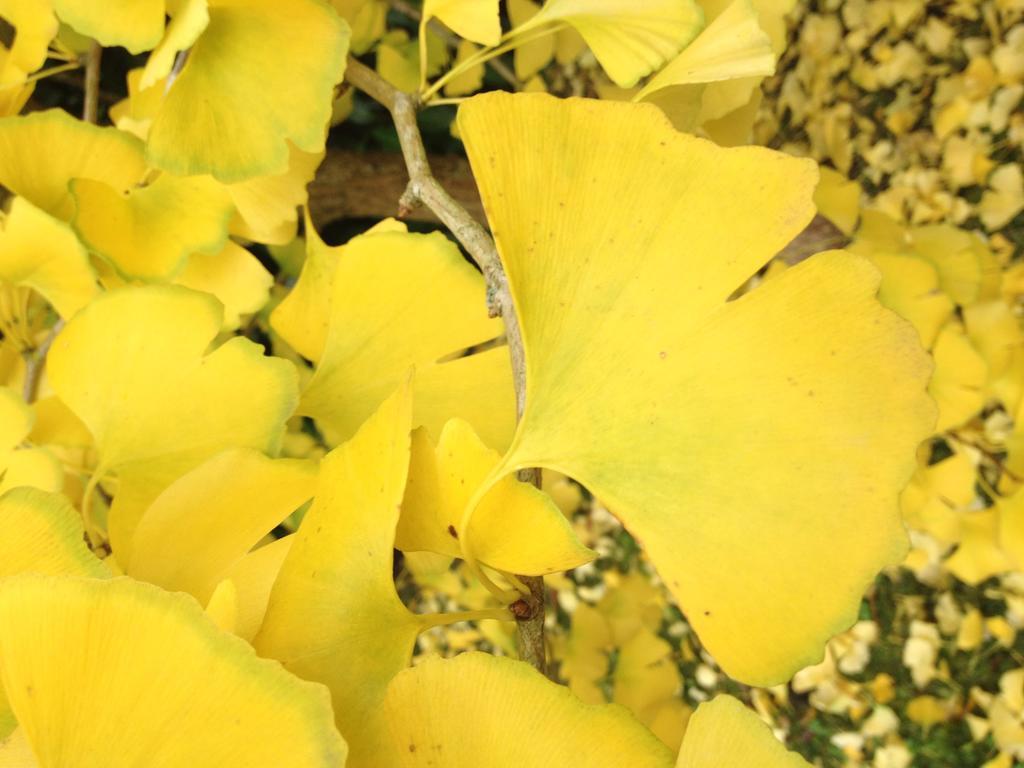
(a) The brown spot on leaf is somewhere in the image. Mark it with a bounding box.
[447,524,458,539]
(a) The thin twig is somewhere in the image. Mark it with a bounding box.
[82,41,102,124]
[21,320,64,404]
[511,468,547,674]
[22,43,97,402]
[344,56,545,672]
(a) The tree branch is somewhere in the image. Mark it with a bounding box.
[344,56,545,673]
[308,149,484,224]
[82,41,102,124]
[308,150,848,264]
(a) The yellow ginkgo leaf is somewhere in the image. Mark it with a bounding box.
[139,0,210,90]
[689,0,791,126]
[0,0,58,116]
[0,197,98,319]
[109,68,165,140]
[964,300,1024,389]
[378,27,450,92]
[223,535,294,641]
[47,285,298,563]
[700,85,762,145]
[0,487,108,581]
[381,652,674,766]
[28,396,92,450]
[459,92,934,686]
[599,572,665,645]
[0,448,62,498]
[0,389,62,497]
[649,699,691,753]
[945,509,1012,585]
[813,167,861,236]
[146,0,349,182]
[0,726,35,764]
[555,602,612,704]
[396,419,594,575]
[422,0,500,47]
[111,73,321,246]
[854,210,907,253]
[128,448,316,606]
[297,228,515,451]
[909,225,987,307]
[0,109,146,221]
[0,386,32,455]
[508,0,555,81]
[635,0,774,130]
[227,145,325,245]
[255,382,424,767]
[52,0,164,53]
[511,0,704,87]
[0,487,108,739]
[0,2,56,75]
[928,322,987,432]
[331,0,388,54]
[174,240,274,330]
[901,445,976,543]
[443,39,486,97]
[855,250,954,350]
[71,174,233,280]
[613,630,681,731]
[979,164,1024,231]
[999,490,1024,570]
[0,575,347,767]
[555,24,587,63]
[271,215,406,363]
[205,577,238,633]
[676,694,810,767]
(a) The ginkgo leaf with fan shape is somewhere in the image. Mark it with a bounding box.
[458,92,934,686]
[47,285,298,564]
[509,0,704,87]
[0,575,347,767]
[381,653,674,767]
[71,173,233,280]
[51,0,165,53]
[174,241,274,330]
[635,0,775,131]
[0,487,109,739]
[0,109,146,221]
[146,0,350,182]
[127,448,316,609]
[0,0,58,116]
[255,380,427,768]
[396,418,594,575]
[295,228,515,451]
[422,0,500,46]
[270,214,406,363]
[0,389,62,497]
[380,653,812,766]
[0,197,98,319]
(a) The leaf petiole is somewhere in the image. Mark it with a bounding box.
[417,607,514,630]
